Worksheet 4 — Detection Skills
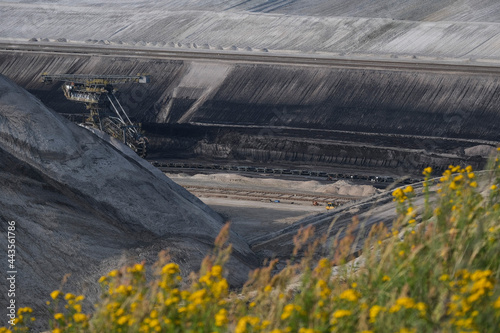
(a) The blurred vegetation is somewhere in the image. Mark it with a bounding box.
[3,149,500,333]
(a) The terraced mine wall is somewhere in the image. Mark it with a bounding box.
[1,52,498,174]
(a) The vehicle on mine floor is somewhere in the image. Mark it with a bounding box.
[326,202,335,210]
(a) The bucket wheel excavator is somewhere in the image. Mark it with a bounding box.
[41,73,150,158]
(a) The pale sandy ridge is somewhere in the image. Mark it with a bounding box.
[2,1,500,60]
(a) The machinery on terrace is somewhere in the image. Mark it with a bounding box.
[41,73,150,158]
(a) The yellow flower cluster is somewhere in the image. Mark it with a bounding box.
[440,165,477,191]
[392,186,414,203]
[280,304,303,320]
[339,289,360,302]
[3,160,500,333]
[6,306,35,329]
[50,292,88,332]
[448,269,496,330]
[369,305,385,323]
[389,297,426,316]
[235,316,266,333]
[86,261,232,332]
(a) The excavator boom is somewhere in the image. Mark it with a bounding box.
[41,74,150,85]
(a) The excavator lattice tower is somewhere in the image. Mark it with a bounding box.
[41,73,150,158]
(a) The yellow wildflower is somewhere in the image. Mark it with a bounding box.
[439,274,450,281]
[406,206,415,216]
[369,305,385,322]
[162,263,180,275]
[396,297,415,309]
[494,296,500,309]
[398,329,416,333]
[332,309,351,318]
[423,167,432,176]
[215,309,228,327]
[17,307,32,315]
[403,185,414,193]
[281,304,301,320]
[73,313,86,323]
[64,293,75,300]
[128,263,144,273]
[298,329,315,333]
[149,319,160,328]
[212,279,229,298]
[165,297,180,306]
[117,315,129,325]
[211,265,223,277]
[235,316,260,333]
[382,275,391,282]
[339,289,360,302]
[415,302,427,315]
[54,313,64,321]
[50,290,61,300]
[392,188,407,202]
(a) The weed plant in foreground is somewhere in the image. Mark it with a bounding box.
[3,151,500,332]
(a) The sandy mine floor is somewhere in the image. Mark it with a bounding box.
[167,172,379,241]
[200,197,325,240]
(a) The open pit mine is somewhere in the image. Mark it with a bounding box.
[1,0,500,328]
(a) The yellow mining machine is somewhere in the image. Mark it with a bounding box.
[41,73,150,158]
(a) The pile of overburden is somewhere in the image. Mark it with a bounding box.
[0,75,258,327]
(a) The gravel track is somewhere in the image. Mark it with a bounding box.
[2,41,500,75]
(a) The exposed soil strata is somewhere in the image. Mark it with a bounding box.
[1,53,499,140]
[145,124,489,176]
[1,53,498,175]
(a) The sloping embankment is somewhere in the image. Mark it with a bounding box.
[0,75,258,328]
[2,53,500,141]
